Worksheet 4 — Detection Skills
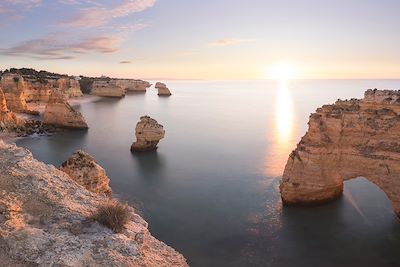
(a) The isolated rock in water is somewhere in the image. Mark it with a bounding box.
[131,116,165,152]
[0,73,28,112]
[43,90,88,128]
[0,141,188,266]
[280,89,400,217]
[60,150,112,197]
[155,82,172,96]
[91,80,125,97]
[116,79,151,93]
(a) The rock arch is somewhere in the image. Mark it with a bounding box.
[280,89,400,217]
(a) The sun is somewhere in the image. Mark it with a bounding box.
[264,63,298,81]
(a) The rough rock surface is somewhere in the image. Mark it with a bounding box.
[43,90,88,129]
[0,86,22,130]
[0,73,28,112]
[280,89,400,217]
[116,80,151,93]
[131,116,165,152]
[60,150,112,197]
[91,80,125,98]
[155,82,172,96]
[0,141,188,266]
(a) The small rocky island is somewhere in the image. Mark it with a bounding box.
[280,89,400,217]
[155,82,172,96]
[131,116,165,152]
[0,141,187,266]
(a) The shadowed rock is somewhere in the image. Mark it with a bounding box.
[131,116,165,152]
[280,89,400,217]
[155,82,172,96]
[43,90,88,129]
[60,150,112,197]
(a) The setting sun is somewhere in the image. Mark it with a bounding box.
[265,63,299,81]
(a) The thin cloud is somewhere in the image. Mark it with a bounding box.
[4,0,42,8]
[119,61,132,64]
[0,34,124,60]
[60,0,156,28]
[208,38,256,47]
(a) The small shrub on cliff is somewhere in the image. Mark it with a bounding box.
[91,200,131,233]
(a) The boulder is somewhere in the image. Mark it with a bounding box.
[131,116,165,152]
[60,150,112,197]
[155,82,172,96]
[43,90,88,129]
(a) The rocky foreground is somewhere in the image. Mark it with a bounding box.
[0,141,187,266]
[280,89,400,217]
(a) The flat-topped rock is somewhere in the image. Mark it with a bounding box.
[116,79,151,93]
[131,116,165,152]
[0,141,188,266]
[60,150,112,197]
[280,89,400,217]
[43,90,88,129]
[155,82,172,96]
[91,80,125,98]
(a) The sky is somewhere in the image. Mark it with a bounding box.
[0,0,400,80]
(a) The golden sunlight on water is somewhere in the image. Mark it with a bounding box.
[263,80,296,177]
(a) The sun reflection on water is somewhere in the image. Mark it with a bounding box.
[263,80,296,177]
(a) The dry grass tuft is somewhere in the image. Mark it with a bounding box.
[91,200,131,233]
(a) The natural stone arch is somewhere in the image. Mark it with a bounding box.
[280,89,400,217]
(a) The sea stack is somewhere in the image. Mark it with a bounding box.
[43,90,88,129]
[280,89,400,217]
[116,79,151,93]
[131,116,165,152]
[155,82,172,96]
[60,150,112,197]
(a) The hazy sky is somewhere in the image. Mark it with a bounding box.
[0,0,399,79]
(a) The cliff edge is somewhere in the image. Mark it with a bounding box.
[0,141,187,266]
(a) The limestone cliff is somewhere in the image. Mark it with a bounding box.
[43,90,88,129]
[61,150,112,197]
[0,73,28,112]
[116,79,151,93]
[0,141,188,266]
[280,89,400,217]
[131,116,165,152]
[0,86,22,130]
[155,82,172,96]
[91,80,125,98]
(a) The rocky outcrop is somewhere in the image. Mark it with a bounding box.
[155,82,172,96]
[54,78,83,98]
[131,116,165,152]
[116,79,151,93]
[0,73,28,112]
[43,90,88,129]
[91,80,125,98]
[0,141,188,266]
[280,89,400,217]
[60,150,112,197]
[0,86,22,130]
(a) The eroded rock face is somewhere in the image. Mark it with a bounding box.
[43,90,88,129]
[91,80,125,97]
[116,79,151,93]
[0,86,22,130]
[0,141,188,266]
[155,82,172,96]
[61,150,112,197]
[280,89,400,217]
[0,73,28,112]
[131,116,165,152]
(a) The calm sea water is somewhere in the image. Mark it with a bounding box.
[16,80,400,267]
